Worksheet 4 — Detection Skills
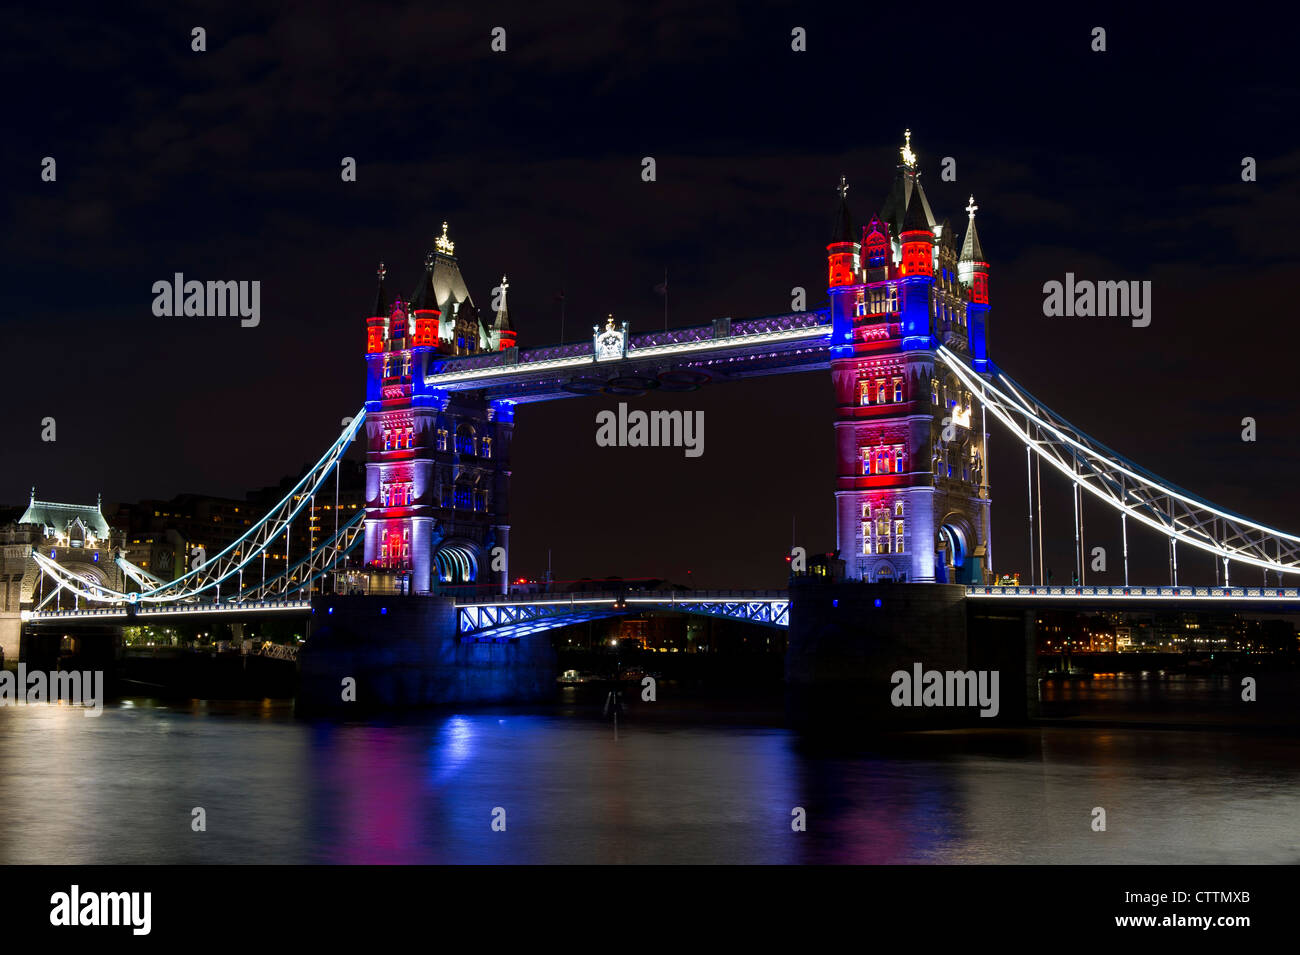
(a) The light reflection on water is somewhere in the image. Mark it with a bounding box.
[1,686,1298,864]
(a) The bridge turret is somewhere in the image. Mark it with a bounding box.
[958,195,991,371]
[491,274,517,352]
[827,175,861,350]
[830,128,991,587]
[366,263,388,356]
[898,188,935,351]
[410,252,442,348]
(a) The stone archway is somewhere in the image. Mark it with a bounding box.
[936,513,978,584]
[434,540,480,585]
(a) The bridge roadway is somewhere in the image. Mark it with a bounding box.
[423,310,833,403]
[22,584,1300,634]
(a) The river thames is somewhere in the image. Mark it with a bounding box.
[1,677,1297,864]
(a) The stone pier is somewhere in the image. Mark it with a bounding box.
[785,579,1035,731]
[297,595,557,715]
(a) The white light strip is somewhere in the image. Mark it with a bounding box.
[977,357,1300,544]
[938,347,1300,572]
[967,585,1298,601]
[426,324,829,386]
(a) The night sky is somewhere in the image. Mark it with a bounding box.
[4,3,1299,589]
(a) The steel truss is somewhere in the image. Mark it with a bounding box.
[939,346,1300,577]
[456,591,791,638]
[29,409,366,606]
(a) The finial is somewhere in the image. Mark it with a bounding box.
[606,313,616,331]
[901,128,916,167]
[377,261,387,283]
[837,175,849,200]
[97,492,102,510]
[965,195,978,218]
[434,221,455,255]
[30,486,35,504]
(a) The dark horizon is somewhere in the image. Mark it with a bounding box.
[5,4,1299,589]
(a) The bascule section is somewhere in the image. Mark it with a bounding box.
[361,224,515,596]
[828,132,992,585]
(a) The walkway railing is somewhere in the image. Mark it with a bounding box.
[967,585,1300,601]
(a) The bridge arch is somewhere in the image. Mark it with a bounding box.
[937,513,976,583]
[435,540,480,585]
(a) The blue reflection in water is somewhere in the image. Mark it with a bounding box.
[2,681,1300,864]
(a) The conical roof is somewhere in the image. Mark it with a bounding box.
[900,185,932,234]
[410,253,438,311]
[960,207,986,263]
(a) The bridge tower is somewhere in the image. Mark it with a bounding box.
[828,131,992,584]
[361,225,515,596]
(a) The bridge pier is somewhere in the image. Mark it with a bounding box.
[785,580,1034,732]
[296,595,557,715]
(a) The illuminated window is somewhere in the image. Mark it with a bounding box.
[437,428,449,451]
[894,504,905,553]
[383,430,392,451]
[402,355,411,376]
[893,378,903,402]
[861,521,870,554]
[876,515,890,554]
[876,381,886,403]
[894,447,905,473]
[482,436,492,459]
[859,380,871,406]
[454,486,472,510]
[862,449,871,475]
[455,427,475,455]
[404,428,413,449]
[931,379,939,404]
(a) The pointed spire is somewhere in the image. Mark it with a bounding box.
[901,184,931,233]
[30,487,35,505]
[831,175,854,242]
[960,194,986,262]
[372,261,389,317]
[493,274,513,331]
[410,251,438,311]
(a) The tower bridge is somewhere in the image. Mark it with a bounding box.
[17,132,1300,718]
